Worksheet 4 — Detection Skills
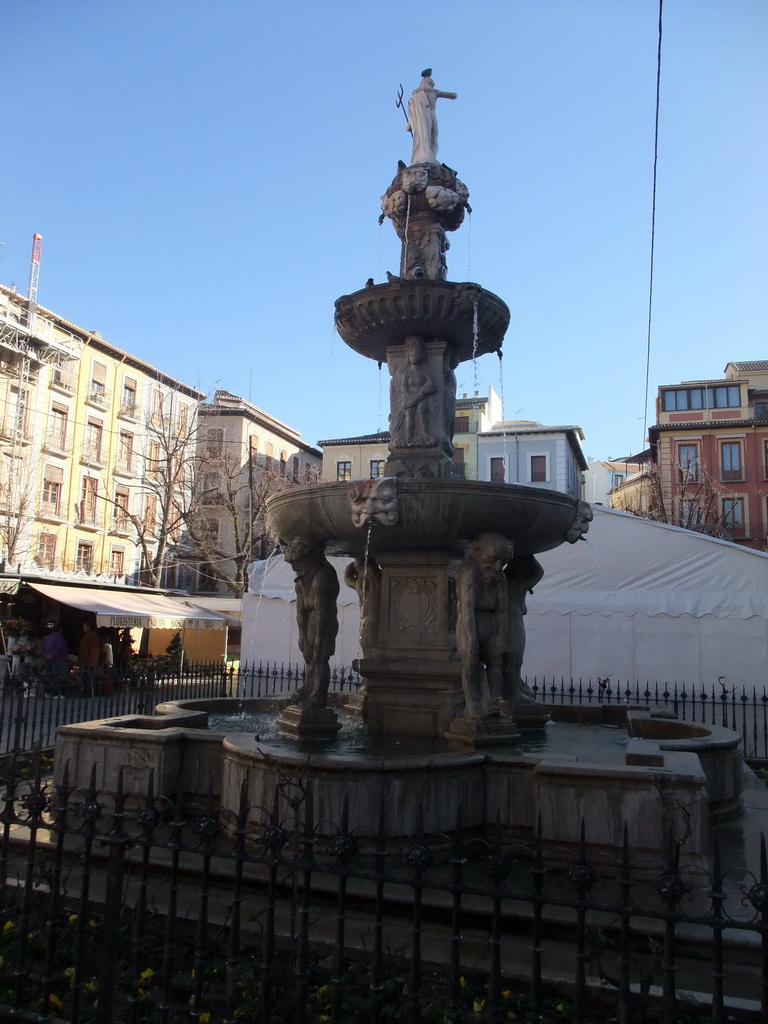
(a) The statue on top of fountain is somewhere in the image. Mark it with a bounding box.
[406,69,457,166]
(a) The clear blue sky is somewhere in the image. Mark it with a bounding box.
[2,1,766,460]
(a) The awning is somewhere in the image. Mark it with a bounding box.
[28,583,228,630]
[177,596,243,629]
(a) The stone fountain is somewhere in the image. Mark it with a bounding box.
[266,69,592,747]
[55,73,744,862]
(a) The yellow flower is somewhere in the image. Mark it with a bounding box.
[140,968,154,981]
[316,984,329,1000]
[459,976,466,988]
[200,1015,210,1024]
[88,920,97,930]
[473,998,485,1016]
[138,988,146,1000]
[39,994,63,1011]
[85,982,97,994]
[3,921,14,931]
[68,914,78,925]
[502,990,512,1000]
[63,967,75,980]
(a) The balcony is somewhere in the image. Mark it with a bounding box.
[86,385,111,409]
[80,443,104,468]
[38,499,65,522]
[49,369,76,394]
[117,401,140,421]
[43,429,71,455]
[114,458,136,478]
[0,419,31,444]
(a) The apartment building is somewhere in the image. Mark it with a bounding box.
[0,283,203,584]
[189,391,322,594]
[476,421,587,499]
[647,361,768,549]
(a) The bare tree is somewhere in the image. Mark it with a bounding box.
[0,448,41,570]
[181,442,309,597]
[612,459,736,539]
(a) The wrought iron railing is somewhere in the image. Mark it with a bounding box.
[0,768,765,1023]
[1,664,767,762]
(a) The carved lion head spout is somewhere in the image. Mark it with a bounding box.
[349,478,399,528]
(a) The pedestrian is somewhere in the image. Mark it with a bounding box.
[40,622,69,697]
[77,620,101,695]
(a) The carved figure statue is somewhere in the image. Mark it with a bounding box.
[406,70,457,166]
[344,557,382,655]
[501,555,545,705]
[391,336,438,447]
[455,532,514,718]
[282,538,339,707]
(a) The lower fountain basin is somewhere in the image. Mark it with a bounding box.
[54,698,743,865]
[266,478,586,559]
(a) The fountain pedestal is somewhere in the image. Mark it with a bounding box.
[360,549,462,737]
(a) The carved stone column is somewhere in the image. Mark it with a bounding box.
[385,338,456,479]
[356,550,462,737]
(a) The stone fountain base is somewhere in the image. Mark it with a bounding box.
[54,700,745,867]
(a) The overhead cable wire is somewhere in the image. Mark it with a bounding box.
[642,0,664,451]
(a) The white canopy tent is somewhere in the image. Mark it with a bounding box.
[243,508,768,689]
[28,583,228,630]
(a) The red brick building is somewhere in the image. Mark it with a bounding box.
[648,361,768,550]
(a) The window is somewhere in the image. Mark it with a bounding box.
[36,532,57,570]
[75,541,93,572]
[120,376,137,407]
[663,385,740,412]
[370,460,385,479]
[47,405,68,451]
[756,402,768,421]
[89,361,107,402]
[144,495,158,533]
[663,388,704,412]
[722,498,744,536]
[710,385,740,409]
[680,499,701,527]
[205,428,223,459]
[117,432,134,473]
[280,450,287,475]
[490,457,506,483]
[6,387,28,438]
[177,404,189,435]
[292,455,299,482]
[114,487,130,529]
[304,462,314,483]
[720,441,742,481]
[146,440,161,477]
[150,389,164,424]
[529,455,548,483]
[109,547,125,576]
[84,420,103,463]
[453,415,471,433]
[41,466,63,516]
[80,477,98,525]
[678,444,699,483]
[610,473,625,488]
[337,461,352,482]
[452,447,466,478]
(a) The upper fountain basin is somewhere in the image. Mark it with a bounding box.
[334,280,510,362]
[266,479,585,559]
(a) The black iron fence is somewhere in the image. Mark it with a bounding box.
[0,764,766,1024]
[1,662,768,760]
